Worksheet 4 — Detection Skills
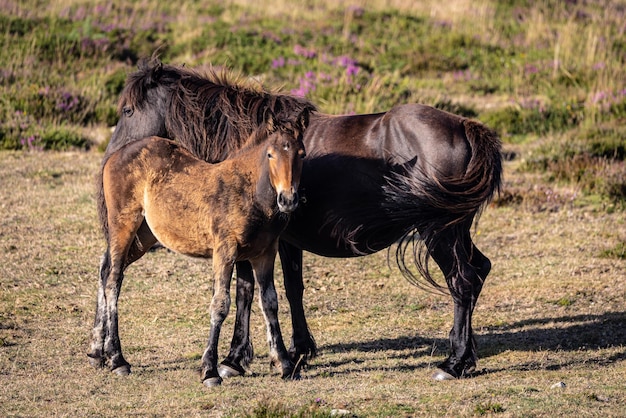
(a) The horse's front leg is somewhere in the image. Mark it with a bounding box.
[219,261,255,378]
[252,247,297,380]
[278,241,316,364]
[201,247,235,387]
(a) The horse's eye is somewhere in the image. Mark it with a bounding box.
[122,106,134,117]
[267,152,273,159]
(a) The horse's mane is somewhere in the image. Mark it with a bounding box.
[118,58,317,163]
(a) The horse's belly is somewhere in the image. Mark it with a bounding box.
[281,156,409,257]
[146,215,215,258]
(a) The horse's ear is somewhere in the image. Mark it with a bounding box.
[297,110,310,132]
[144,59,163,86]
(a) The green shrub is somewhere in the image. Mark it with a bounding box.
[482,101,584,138]
[40,127,90,150]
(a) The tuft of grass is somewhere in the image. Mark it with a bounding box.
[600,242,626,260]
[245,399,334,418]
[474,401,505,415]
[555,297,575,307]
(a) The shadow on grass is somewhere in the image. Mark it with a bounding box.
[115,312,625,378]
[316,311,626,374]
[477,311,626,354]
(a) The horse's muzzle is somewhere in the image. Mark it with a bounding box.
[277,191,299,213]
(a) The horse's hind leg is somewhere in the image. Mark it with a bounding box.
[88,221,156,371]
[87,249,111,368]
[429,224,491,380]
[91,220,154,375]
[219,261,255,378]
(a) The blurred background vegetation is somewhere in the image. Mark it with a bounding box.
[0,0,624,206]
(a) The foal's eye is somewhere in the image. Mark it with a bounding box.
[122,106,134,117]
[267,152,274,159]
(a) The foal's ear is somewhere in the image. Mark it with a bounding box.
[264,110,277,133]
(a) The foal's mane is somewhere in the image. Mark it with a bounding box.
[118,58,317,163]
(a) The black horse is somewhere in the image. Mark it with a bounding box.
[97,59,502,381]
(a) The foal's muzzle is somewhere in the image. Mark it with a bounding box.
[277,190,299,213]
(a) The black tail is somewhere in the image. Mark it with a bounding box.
[383,119,502,294]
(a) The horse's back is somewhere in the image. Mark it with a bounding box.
[306,104,472,177]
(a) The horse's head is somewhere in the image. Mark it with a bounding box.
[107,59,178,154]
[265,124,306,214]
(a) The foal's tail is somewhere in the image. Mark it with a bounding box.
[383,119,502,295]
[96,150,117,243]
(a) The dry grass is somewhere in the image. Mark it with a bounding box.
[0,149,624,417]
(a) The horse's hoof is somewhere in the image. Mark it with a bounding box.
[112,364,131,376]
[283,368,301,381]
[432,368,455,381]
[88,356,105,369]
[218,363,245,379]
[203,376,223,387]
[286,372,301,381]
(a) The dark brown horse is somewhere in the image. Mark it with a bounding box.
[98,59,502,381]
[90,113,309,387]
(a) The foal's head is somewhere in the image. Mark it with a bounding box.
[262,125,306,214]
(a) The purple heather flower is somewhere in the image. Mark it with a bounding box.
[272,57,286,68]
[346,63,359,77]
[293,44,317,59]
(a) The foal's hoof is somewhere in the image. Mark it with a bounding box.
[432,368,456,381]
[203,376,223,388]
[112,364,131,376]
[218,362,245,379]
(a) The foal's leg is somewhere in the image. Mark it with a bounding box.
[89,220,155,375]
[201,244,236,387]
[219,261,255,378]
[278,241,317,363]
[252,248,297,380]
[87,248,112,369]
[429,224,490,380]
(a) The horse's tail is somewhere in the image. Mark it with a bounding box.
[383,119,502,295]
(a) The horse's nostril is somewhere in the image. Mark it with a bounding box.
[277,192,299,213]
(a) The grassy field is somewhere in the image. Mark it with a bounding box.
[0,147,624,417]
[1,0,625,416]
